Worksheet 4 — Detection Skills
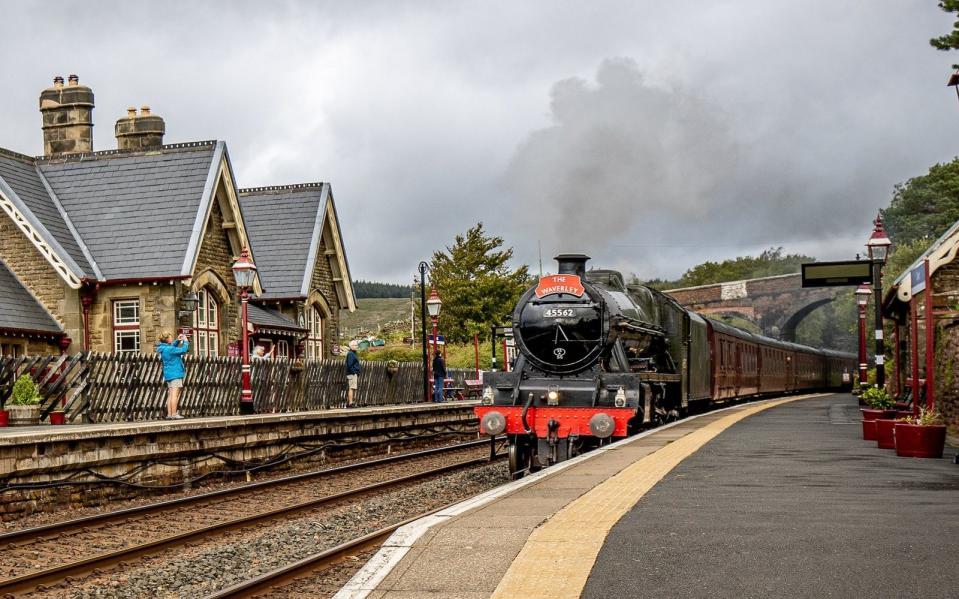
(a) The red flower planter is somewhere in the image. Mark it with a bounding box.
[861,409,896,441]
[876,418,897,449]
[861,409,883,421]
[49,412,66,425]
[0,410,8,427]
[894,423,947,458]
[862,419,878,440]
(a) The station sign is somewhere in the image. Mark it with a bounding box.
[428,335,446,345]
[801,261,873,288]
[910,264,926,294]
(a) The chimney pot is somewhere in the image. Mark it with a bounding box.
[39,75,94,155]
[67,74,79,86]
[127,106,137,117]
[53,76,64,88]
[140,105,151,116]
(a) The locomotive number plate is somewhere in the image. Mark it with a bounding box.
[543,308,576,318]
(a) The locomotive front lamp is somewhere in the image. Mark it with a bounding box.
[614,387,627,408]
[547,385,560,405]
[482,385,495,405]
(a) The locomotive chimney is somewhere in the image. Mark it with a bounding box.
[554,254,590,278]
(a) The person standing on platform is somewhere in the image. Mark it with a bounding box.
[432,351,447,403]
[346,340,361,408]
[157,331,189,420]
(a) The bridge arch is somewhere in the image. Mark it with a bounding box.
[779,297,833,343]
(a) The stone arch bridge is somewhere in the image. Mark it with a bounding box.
[663,273,841,341]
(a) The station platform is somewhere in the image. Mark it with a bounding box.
[0,402,479,519]
[336,394,959,599]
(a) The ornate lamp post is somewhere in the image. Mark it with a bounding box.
[426,287,442,400]
[232,248,257,415]
[418,262,429,402]
[866,213,892,389]
[855,284,871,388]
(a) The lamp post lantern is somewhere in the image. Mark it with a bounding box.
[232,248,257,415]
[855,283,871,388]
[418,262,429,402]
[865,212,892,389]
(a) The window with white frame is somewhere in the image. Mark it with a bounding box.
[305,306,323,359]
[192,288,220,356]
[276,340,289,360]
[113,299,141,354]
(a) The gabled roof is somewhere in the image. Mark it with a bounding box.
[239,183,355,310]
[247,304,306,331]
[0,257,63,335]
[37,141,221,280]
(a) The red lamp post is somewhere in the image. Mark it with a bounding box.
[426,288,442,400]
[232,248,257,415]
[855,283,871,388]
[865,213,892,389]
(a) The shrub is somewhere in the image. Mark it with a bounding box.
[9,375,41,406]
[860,386,894,409]
[918,407,943,426]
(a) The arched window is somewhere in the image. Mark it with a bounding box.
[193,288,220,356]
[305,305,323,359]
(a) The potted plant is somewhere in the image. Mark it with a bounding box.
[860,387,895,440]
[49,409,67,425]
[894,408,947,459]
[7,375,42,426]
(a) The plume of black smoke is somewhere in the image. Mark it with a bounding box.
[505,57,740,247]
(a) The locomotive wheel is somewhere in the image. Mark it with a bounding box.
[508,440,532,480]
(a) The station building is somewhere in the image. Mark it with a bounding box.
[0,75,354,359]
[884,219,959,433]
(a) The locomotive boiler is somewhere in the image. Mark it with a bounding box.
[475,254,854,478]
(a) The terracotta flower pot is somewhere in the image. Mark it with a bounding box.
[876,418,897,449]
[862,418,878,441]
[894,423,947,459]
[49,411,66,425]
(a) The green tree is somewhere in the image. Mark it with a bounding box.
[429,223,530,343]
[931,0,959,67]
[669,247,815,288]
[881,159,959,245]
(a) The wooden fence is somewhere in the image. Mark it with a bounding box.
[0,353,480,423]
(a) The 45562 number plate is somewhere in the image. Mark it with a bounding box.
[543,308,576,318]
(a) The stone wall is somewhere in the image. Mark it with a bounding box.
[87,284,178,353]
[192,198,241,350]
[0,404,477,519]
[0,210,83,352]
[310,233,342,356]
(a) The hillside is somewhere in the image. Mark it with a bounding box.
[340,298,413,339]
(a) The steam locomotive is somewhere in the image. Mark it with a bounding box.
[475,254,855,478]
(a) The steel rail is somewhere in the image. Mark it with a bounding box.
[0,437,495,546]
[0,449,500,596]
[204,514,427,599]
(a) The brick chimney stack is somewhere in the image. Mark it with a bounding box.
[39,74,94,155]
[114,104,166,151]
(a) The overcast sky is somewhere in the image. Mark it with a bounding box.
[2,1,958,284]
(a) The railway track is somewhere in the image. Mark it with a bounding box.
[0,438,503,597]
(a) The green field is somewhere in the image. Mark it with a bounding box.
[340,298,413,339]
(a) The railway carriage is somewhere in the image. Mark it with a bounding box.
[476,254,855,478]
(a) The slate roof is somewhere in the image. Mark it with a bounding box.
[0,149,93,277]
[36,142,219,280]
[247,304,305,331]
[239,184,327,300]
[0,258,63,334]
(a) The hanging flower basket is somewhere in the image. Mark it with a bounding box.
[894,423,947,458]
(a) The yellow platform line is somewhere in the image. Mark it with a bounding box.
[491,397,802,599]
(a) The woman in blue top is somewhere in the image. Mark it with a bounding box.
[156,331,189,419]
